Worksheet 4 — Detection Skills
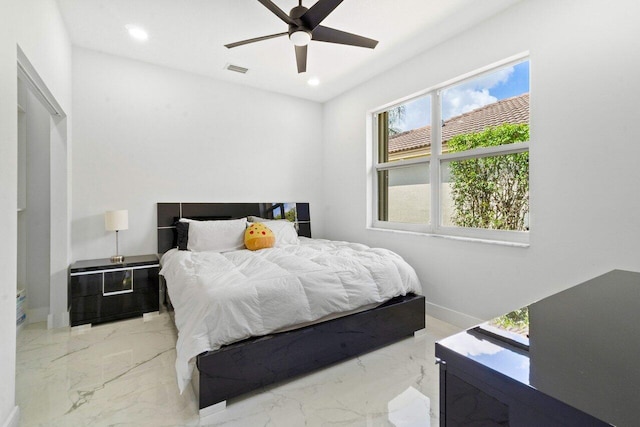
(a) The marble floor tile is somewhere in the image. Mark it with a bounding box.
[16,313,461,426]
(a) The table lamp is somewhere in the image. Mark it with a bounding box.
[105,210,128,263]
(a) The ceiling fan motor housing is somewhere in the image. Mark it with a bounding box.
[288,5,311,38]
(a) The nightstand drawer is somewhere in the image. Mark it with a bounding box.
[104,270,133,295]
[133,268,158,291]
[71,293,136,321]
[70,273,102,297]
[71,291,158,324]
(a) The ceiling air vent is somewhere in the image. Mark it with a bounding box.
[225,63,248,74]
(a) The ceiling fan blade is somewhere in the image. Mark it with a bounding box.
[300,0,344,30]
[312,26,378,49]
[295,45,307,74]
[225,32,288,49]
[257,0,296,25]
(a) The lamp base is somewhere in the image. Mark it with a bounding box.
[110,255,124,263]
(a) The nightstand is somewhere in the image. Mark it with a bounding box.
[69,254,160,326]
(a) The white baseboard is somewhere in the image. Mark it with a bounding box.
[47,311,69,329]
[26,308,70,329]
[2,406,19,427]
[26,307,49,324]
[426,301,484,329]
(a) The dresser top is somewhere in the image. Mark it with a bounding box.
[436,269,640,426]
[70,254,159,273]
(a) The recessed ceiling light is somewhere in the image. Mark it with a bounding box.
[307,78,320,87]
[126,25,148,41]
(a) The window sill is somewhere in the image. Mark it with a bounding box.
[366,226,530,248]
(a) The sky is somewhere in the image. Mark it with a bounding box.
[396,60,530,132]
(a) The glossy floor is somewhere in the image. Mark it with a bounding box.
[15,312,460,426]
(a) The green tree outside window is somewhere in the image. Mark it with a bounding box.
[447,123,529,231]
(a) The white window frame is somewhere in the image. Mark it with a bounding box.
[370,53,530,245]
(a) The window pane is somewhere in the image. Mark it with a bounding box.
[379,164,430,224]
[441,152,529,231]
[379,95,431,163]
[441,61,529,154]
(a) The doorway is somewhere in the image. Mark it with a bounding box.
[16,46,69,330]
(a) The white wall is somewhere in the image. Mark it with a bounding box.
[0,1,72,425]
[322,0,640,326]
[71,48,324,260]
[24,89,52,321]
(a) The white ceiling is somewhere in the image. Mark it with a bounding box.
[57,0,520,102]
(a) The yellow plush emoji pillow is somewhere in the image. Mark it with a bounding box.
[244,222,276,251]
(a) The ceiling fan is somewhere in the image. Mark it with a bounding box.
[225,0,379,73]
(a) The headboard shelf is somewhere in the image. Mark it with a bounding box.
[157,202,311,254]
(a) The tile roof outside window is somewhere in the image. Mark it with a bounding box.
[388,93,529,154]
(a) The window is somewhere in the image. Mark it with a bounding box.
[377,95,432,224]
[372,57,530,243]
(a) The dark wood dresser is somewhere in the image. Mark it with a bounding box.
[436,270,640,426]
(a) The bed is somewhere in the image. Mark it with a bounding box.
[157,202,426,417]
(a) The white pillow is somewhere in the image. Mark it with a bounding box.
[181,217,247,252]
[253,220,299,246]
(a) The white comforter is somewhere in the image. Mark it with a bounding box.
[160,237,422,393]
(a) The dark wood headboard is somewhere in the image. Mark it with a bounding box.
[157,202,311,254]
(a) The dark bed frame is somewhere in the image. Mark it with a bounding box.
[157,202,426,417]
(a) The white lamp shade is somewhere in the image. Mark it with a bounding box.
[105,210,129,231]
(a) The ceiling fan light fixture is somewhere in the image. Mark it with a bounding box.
[289,30,311,46]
